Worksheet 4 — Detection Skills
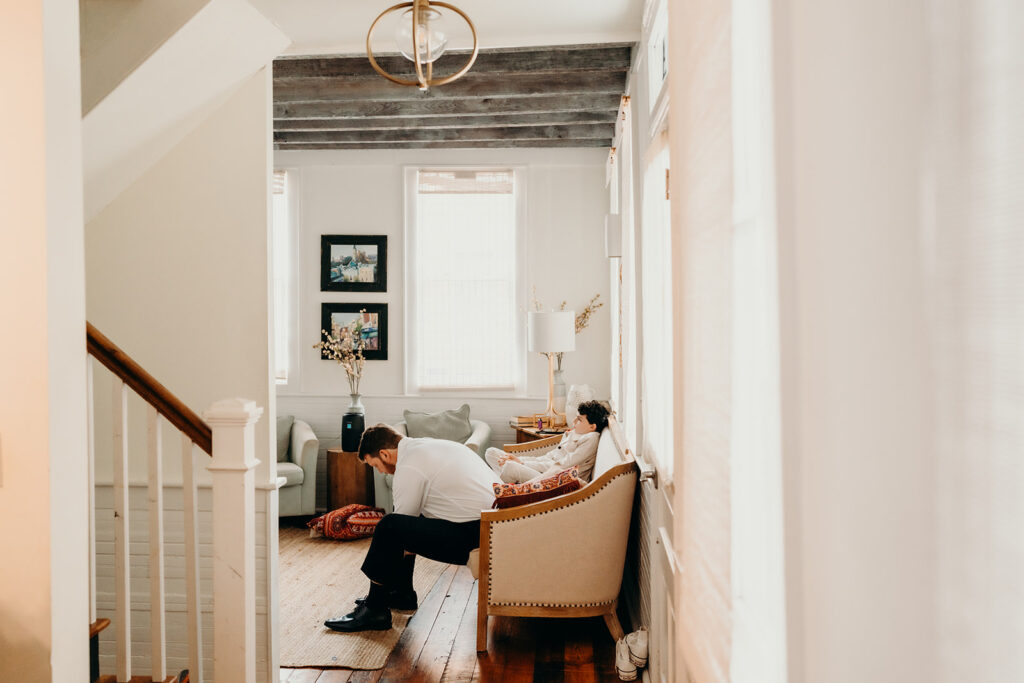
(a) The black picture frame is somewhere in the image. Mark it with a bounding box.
[320,303,388,361]
[320,235,388,292]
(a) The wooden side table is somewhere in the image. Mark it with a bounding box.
[509,424,567,444]
[326,448,374,511]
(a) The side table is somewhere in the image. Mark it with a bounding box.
[509,423,567,444]
[326,448,374,511]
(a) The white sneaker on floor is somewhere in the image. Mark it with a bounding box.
[626,626,649,667]
[616,637,638,681]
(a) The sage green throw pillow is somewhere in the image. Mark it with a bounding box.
[404,404,473,443]
[276,415,294,463]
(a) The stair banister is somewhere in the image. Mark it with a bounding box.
[204,399,263,683]
[86,322,212,454]
[86,323,262,683]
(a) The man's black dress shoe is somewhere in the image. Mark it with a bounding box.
[324,603,392,632]
[354,588,418,611]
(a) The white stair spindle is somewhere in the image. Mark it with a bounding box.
[112,378,131,682]
[181,435,204,683]
[147,407,167,680]
[204,398,262,683]
[87,359,97,624]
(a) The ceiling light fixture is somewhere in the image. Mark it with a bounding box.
[366,0,479,91]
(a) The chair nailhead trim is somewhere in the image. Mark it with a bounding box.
[491,599,615,608]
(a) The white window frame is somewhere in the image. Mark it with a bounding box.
[403,165,528,396]
[272,168,301,392]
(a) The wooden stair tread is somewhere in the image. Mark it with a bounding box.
[95,676,179,683]
[89,618,111,639]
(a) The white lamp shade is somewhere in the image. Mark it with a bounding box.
[528,311,576,353]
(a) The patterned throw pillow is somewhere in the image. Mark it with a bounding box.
[307,504,386,540]
[492,466,581,509]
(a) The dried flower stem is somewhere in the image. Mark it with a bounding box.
[313,313,367,394]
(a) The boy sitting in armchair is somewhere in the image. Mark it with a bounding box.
[484,400,610,484]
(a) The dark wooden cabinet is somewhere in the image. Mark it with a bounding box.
[326,448,374,511]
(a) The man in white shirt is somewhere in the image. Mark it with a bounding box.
[484,400,610,484]
[324,423,500,633]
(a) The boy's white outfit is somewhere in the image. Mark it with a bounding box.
[484,429,600,484]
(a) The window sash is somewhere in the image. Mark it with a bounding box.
[405,167,526,393]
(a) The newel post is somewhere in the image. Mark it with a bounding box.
[204,398,263,683]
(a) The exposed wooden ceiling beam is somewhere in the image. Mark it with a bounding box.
[274,110,617,131]
[274,70,627,103]
[272,44,632,80]
[275,139,611,150]
[274,93,622,120]
[272,43,631,150]
[274,123,613,144]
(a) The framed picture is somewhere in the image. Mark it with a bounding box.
[320,303,388,361]
[320,235,387,292]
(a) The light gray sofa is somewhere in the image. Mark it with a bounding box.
[373,419,492,513]
[277,418,319,517]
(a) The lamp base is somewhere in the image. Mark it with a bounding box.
[543,352,568,427]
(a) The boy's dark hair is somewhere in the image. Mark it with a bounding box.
[577,400,610,432]
[357,423,403,461]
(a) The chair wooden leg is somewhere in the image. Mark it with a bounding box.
[603,604,625,642]
[476,605,488,652]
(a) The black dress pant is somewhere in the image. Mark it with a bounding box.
[361,514,481,588]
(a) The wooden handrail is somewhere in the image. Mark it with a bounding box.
[86,322,212,455]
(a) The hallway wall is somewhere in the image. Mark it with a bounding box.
[773,1,935,681]
[0,0,89,679]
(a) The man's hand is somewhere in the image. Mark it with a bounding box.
[497,453,520,466]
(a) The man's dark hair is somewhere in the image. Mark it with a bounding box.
[577,400,610,432]
[357,423,403,461]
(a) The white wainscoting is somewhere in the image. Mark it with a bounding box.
[94,484,270,682]
[277,394,547,511]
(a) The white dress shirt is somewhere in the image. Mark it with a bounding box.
[392,437,501,522]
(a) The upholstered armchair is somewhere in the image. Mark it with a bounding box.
[277,417,319,517]
[468,417,638,651]
[372,416,493,513]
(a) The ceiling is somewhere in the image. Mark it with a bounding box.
[261,1,641,150]
[273,44,632,150]
[250,0,644,56]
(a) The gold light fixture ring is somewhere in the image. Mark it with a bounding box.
[366,0,479,90]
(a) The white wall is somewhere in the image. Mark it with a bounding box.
[87,69,276,487]
[0,0,89,680]
[773,1,935,681]
[80,0,210,113]
[275,148,612,493]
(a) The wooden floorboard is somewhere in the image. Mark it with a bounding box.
[439,571,483,683]
[282,567,623,683]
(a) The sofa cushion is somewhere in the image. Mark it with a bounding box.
[492,466,581,509]
[277,461,304,487]
[276,415,294,463]
[307,503,386,540]
[403,404,473,443]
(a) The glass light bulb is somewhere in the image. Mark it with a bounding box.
[394,7,449,64]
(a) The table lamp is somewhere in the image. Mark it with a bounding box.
[528,310,575,425]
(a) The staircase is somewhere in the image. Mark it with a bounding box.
[86,324,263,683]
[77,2,288,680]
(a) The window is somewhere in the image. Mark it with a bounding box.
[640,133,674,478]
[405,168,525,392]
[271,169,293,384]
